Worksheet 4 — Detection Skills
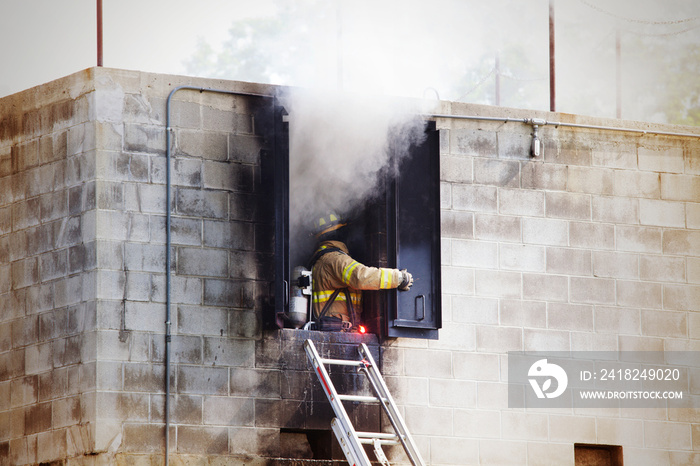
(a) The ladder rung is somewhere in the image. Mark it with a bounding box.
[359,438,400,446]
[319,357,364,367]
[337,394,381,403]
[356,432,399,440]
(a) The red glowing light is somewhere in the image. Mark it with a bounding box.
[358,325,367,334]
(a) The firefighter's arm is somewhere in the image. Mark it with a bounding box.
[335,255,412,291]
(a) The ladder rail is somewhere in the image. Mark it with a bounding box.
[358,343,426,466]
[304,340,373,465]
[304,339,425,466]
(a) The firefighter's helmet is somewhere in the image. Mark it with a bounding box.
[313,212,347,238]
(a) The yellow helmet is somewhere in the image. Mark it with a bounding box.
[313,212,347,238]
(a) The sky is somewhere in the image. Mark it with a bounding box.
[1,0,699,123]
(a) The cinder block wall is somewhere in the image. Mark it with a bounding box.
[1,68,699,465]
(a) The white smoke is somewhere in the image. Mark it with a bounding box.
[280,88,434,266]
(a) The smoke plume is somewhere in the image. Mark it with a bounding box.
[280,88,433,266]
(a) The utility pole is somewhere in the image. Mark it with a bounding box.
[616,27,622,118]
[549,0,556,111]
[495,53,501,106]
[97,0,103,66]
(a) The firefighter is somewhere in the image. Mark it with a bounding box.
[309,212,413,331]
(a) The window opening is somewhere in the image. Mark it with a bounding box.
[265,97,441,340]
[574,444,623,466]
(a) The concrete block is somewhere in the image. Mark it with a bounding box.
[12,197,41,230]
[473,158,520,187]
[640,254,685,282]
[592,195,639,224]
[475,270,521,298]
[547,303,593,331]
[452,239,497,268]
[177,247,228,277]
[177,365,229,395]
[124,123,165,155]
[687,203,700,229]
[641,310,687,338]
[203,220,255,251]
[40,190,68,223]
[230,192,264,222]
[441,211,473,241]
[499,300,546,328]
[203,396,255,426]
[452,184,497,212]
[428,379,476,408]
[500,243,545,272]
[430,437,479,465]
[617,225,663,253]
[441,155,472,183]
[498,187,544,217]
[592,251,639,279]
[97,150,150,183]
[522,217,568,246]
[385,376,428,405]
[229,134,263,164]
[661,173,700,202]
[570,277,615,305]
[177,426,228,454]
[125,183,167,214]
[176,188,228,219]
[451,128,497,156]
[151,394,201,424]
[546,247,591,276]
[229,367,280,398]
[523,329,570,351]
[95,392,150,422]
[26,222,54,257]
[122,423,167,453]
[11,375,38,408]
[522,273,568,302]
[594,306,641,334]
[476,325,522,352]
[404,405,452,436]
[521,162,567,191]
[453,409,500,438]
[453,352,500,381]
[474,213,521,242]
[568,166,613,195]
[527,442,575,466]
[404,348,451,378]
[614,170,660,199]
[11,257,39,289]
[203,279,255,309]
[25,342,53,375]
[501,411,548,440]
[618,335,664,352]
[639,145,684,174]
[640,199,685,227]
[571,331,618,351]
[451,296,498,324]
[663,284,700,311]
[124,242,165,273]
[545,191,591,220]
[592,143,637,169]
[478,439,527,465]
[643,420,692,450]
[177,129,228,160]
[124,362,165,392]
[663,229,700,256]
[172,157,203,188]
[549,414,596,443]
[203,337,255,367]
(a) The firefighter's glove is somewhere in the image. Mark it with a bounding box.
[398,269,413,291]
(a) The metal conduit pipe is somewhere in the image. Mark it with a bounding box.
[164,85,273,465]
[425,113,700,139]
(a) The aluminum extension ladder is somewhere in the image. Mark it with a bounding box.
[303,339,425,466]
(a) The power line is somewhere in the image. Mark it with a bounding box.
[579,0,700,25]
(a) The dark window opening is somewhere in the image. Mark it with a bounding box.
[263,102,441,340]
[574,444,623,466]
